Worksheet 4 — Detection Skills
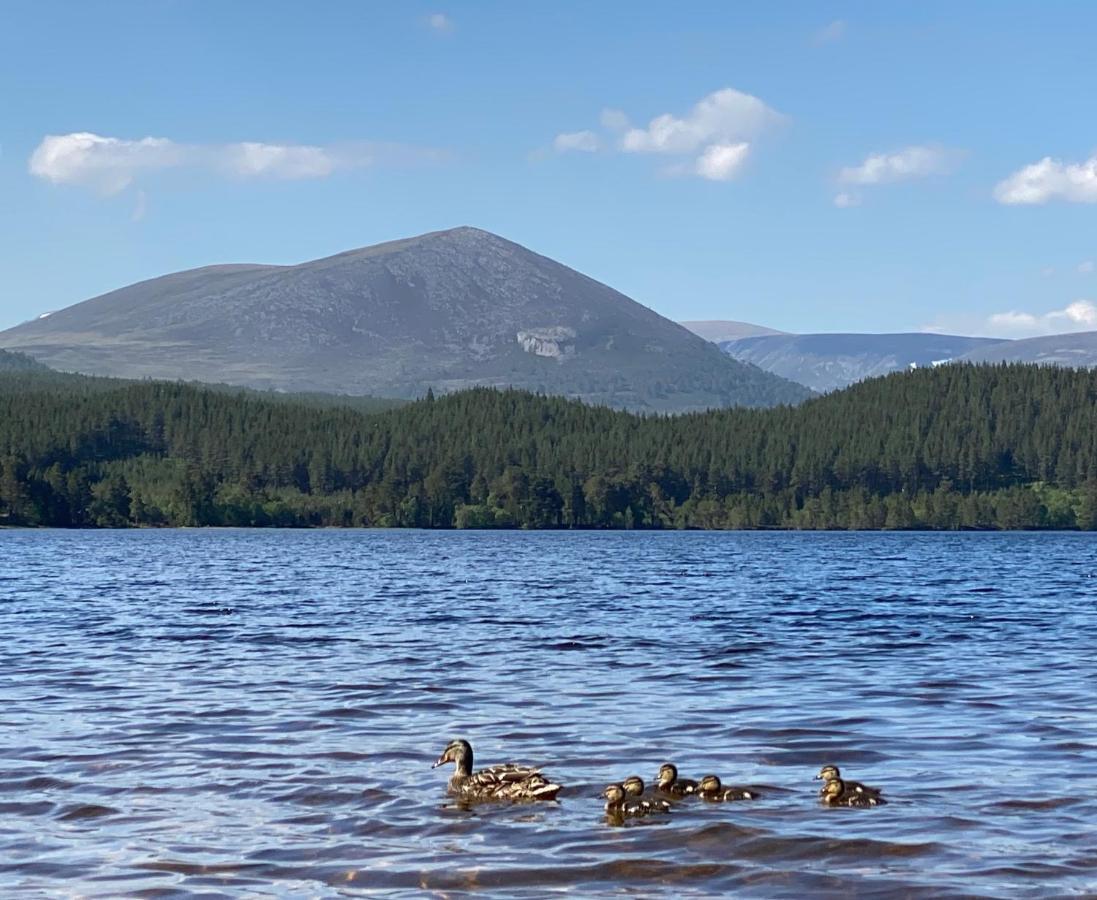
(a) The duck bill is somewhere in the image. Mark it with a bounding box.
[431,756,447,769]
[813,773,823,780]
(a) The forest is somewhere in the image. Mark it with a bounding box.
[1,362,1096,530]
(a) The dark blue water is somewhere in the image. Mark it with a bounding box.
[1,530,1096,897]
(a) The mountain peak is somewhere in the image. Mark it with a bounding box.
[0,229,811,411]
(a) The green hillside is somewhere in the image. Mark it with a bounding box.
[1,363,1095,529]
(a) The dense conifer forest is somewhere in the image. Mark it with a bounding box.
[1,363,1095,529]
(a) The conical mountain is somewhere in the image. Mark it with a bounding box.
[0,227,810,410]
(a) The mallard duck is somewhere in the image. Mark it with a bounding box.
[814,765,883,800]
[820,775,887,807]
[697,774,760,801]
[603,783,671,817]
[655,763,699,796]
[432,739,561,802]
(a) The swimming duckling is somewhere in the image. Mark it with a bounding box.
[432,739,561,802]
[820,775,887,807]
[603,783,671,817]
[622,775,646,798]
[697,774,760,801]
[655,763,699,796]
[814,765,882,800]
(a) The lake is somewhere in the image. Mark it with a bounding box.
[1,530,1096,897]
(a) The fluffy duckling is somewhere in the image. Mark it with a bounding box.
[432,739,561,802]
[603,783,671,818]
[820,775,887,808]
[622,775,646,798]
[697,774,761,801]
[814,765,883,800]
[655,763,699,796]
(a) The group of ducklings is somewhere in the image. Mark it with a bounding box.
[433,739,887,817]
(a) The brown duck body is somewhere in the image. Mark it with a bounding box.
[820,776,887,807]
[434,740,561,802]
[697,774,761,802]
[816,766,883,802]
[656,763,699,796]
[603,783,671,819]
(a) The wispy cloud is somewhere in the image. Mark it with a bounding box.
[425,12,453,32]
[813,20,846,45]
[552,130,601,153]
[994,152,1097,204]
[1080,260,1095,275]
[29,132,440,195]
[925,300,1097,339]
[839,145,958,185]
[551,87,785,182]
[833,191,860,208]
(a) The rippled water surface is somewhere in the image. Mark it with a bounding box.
[2,530,1097,897]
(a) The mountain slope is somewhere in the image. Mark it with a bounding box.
[958,331,1097,367]
[0,227,810,411]
[680,320,786,342]
[720,332,1008,392]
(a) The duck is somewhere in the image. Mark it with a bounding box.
[603,783,671,818]
[432,739,561,802]
[814,765,883,800]
[819,775,887,807]
[622,775,647,798]
[655,763,700,796]
[697,774,761,801]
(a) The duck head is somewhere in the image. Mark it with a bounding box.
[698,774,722,794]
[433,739,474,776]
[815,764,841,781]
[622,775,645,797]
[602,783,626,806]
[656,763,679,789]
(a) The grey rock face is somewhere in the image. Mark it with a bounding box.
[0,227,810,411]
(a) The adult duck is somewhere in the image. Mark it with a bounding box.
[432,739,561,802]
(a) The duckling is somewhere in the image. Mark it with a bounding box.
[814,765,882,800]
[603,783,671,818]
[697,774,760,801]
[820,775,887,807]
[432,739,561,802]
[622,775,646,798]
[655,763,699,796]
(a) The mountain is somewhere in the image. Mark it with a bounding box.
[957,331,1097,367]
[719,332,1007,392]
[0,227,810,412]
[680,320,786,342]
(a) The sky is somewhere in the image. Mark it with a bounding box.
[2,1,1096,338]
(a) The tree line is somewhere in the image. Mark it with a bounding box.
[1,363,1096,530]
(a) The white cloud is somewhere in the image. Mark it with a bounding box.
[1079,260,1095,274]
[553,130,601,153]
[833,191,861,208]
[839,145,957,186]
[549,87,783,182]
[28,132,431,195]
[620,87,784,155]
[925,300,1097,339]
[994,153,1097,204]
[693,142,750,181]
[813,20,846,45]
[426,12,453,32]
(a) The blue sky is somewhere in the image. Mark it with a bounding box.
[2,1,1096,337]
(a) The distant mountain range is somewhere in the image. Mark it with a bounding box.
[958,331,1097,367]
[676,319,1097,391]
[716,332,1006,392]
[679,320,786,342]
[0,227,810,412]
